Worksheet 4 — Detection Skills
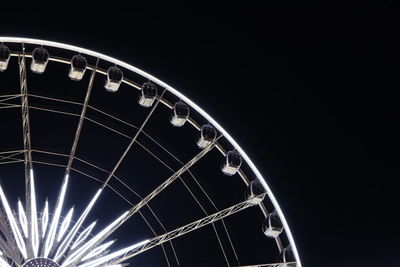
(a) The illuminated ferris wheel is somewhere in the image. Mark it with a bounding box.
[0,37,301,267]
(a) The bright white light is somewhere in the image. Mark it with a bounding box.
[78,240,149,267]
[0,37,303,266]
[43,174,69,257]
[57,207,74,242]
[81,240,115,261]
[70,221,97,250]
[17,200,28,238]
[0,185,27,259]
[62,211,129,267]
[30,169,39,257]
[54,189,102,262]
[42,200,49,238]
[0,255,10,267]
[1,35,303,266]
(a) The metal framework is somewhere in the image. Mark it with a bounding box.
[0,37,301,267]
[85,194,266,267]
[17,46,33,217]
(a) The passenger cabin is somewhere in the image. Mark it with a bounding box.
[138,82,157,107]
[245,180,266,205]
[221,150,242,176]
[30,47,49,74]
[104,66,123,92]
[170,101,189,127]
[197,124,217,149]
[0,44,11,72]
[69,55,87,81]
[262,210,283,238]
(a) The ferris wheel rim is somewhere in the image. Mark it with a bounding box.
[0,36,301,266]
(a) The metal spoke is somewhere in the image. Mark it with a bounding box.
[0,38,300,266]
[65,58,99,177]
[112,173,180,266]
[135,131,241,263]
[51,60,100,260]
[66,134,222,266]
[101,88,166,190]
[131,141,233,266]
[105,183,173,267]
[60,89,167,265]
[17,45,37,259]
[83,193,266,267]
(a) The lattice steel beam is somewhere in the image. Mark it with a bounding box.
[17,45,35,259]
[18,47,33,208]
[68,135,222,266]
[81,193,267,267]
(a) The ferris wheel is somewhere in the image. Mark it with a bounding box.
[0,37,301,267]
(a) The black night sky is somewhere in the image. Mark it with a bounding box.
[1,6,399,267]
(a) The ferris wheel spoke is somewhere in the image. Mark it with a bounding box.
[111,173,180,266]
[17,44,40,259]
[133,141,232,266]
[65,58,99,177]
[131,130,240,264]
[105,185,174,267]
[113,136,233,265]
[0,38,301,267]
[50,59,100,261]
[17,46,34,235]
[79,193,265,267]
[100,88,166,190]
[64,135,221,266]
[58,88,169,265]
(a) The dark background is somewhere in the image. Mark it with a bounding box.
[1,6,399,267]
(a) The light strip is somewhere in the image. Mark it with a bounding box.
[70,221,97,250]
[81,240,115,261]
[17,200,28,238]
[54,189,102,262]
[57,207,74,242]
[0,184,28,259]
[41,200,49,238]
[43,174,69,257]
[0,37,302,266]
[62,211,129,267]
[30,169,39,257]
[0,255,10,267]
[78,240,149,267]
